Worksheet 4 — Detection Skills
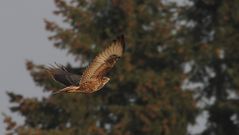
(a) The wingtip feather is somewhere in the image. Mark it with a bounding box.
[116,34,125,52]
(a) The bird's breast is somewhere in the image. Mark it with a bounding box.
[78,78,106,93]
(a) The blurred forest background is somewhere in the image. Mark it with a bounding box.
[3,0,239,135]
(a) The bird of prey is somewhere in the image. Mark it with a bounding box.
[47,35,125,94]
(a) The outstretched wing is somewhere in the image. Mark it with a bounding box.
[79,35,125,84]
[46,64,81,86]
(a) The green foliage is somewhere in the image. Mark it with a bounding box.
[11,0,239,135]
[180,0,239,135]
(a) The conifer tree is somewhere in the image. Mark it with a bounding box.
[180,0,239,134]
[4,0,198,135]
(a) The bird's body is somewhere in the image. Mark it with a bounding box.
[54,77,110,94]
[47,35,125,94]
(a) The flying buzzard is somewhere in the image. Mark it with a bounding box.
[47,35,125,94]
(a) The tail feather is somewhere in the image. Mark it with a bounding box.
[52,87,70,94]
[52,86,79,95]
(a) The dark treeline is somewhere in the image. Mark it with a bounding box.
[4,0,239,135]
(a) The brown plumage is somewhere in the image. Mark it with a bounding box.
[47,35,125,94]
